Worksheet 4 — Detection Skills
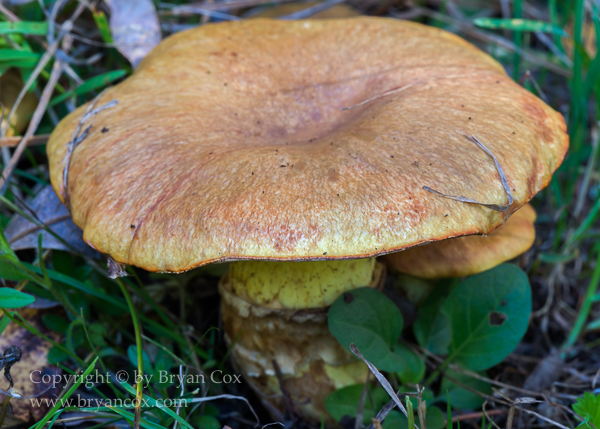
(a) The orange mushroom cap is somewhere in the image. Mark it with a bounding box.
[382,203,537,278]
[46,18,568,273]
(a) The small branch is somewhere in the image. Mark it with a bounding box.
[0,135,49,148]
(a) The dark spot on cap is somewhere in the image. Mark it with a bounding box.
[101,127,109,133]
[130,224,136,229]
[323,252,327,255]
[343,293,354,303]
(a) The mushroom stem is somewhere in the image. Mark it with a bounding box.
[219,258,384,423]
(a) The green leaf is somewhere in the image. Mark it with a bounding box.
[393,342,425,385]
[0,22,48,35]
[443,264,532,371]
[0,49,41,62]
[30,357,99,429]
[325,384,389,424]
[0,287,35,308]
[413,282,453,355]
[538,251,577,264]
[473,18,568,36]
[572,392,600,427]
[49,70,127,107]
[440,369,492,410]
[328,288,403,371]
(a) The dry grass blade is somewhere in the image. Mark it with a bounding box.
[340,83,419,111]
[279,0,347,20]
[187,395,260,427]
[0,135,49,148]
[349,344,416,427]
[164,0,295,14]
[355,372,371,429]
[423,135,514,212]
[514,407,570,429]
[61,96,118,207]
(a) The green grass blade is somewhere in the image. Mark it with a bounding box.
[0,49,40,62]
[446,391,452,428]
[473,18,568,37]
[563,249,600,349]
[28,357,99,429]
[92,10,113,44]
[49,70,127,107]
[0,21,47,35]
[512,0,523,81]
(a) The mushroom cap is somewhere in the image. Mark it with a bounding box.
[47,18,568,273]
[382,203,537,278]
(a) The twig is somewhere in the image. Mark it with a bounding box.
[186,394,260,427]
[355,372,371,429]
[424,135,513,212]
[0,135,50,148]
[515,407,570,429]
[449,409,506,423]
[162,0,295,14]
[418,346,549,398]
[280,0,346,20]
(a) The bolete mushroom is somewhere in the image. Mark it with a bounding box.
[46,18,568,423]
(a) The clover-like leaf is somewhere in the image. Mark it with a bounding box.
[328,287,403,371]
[443,264,531,371]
